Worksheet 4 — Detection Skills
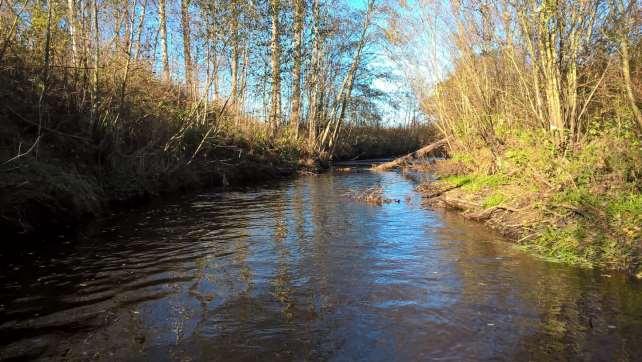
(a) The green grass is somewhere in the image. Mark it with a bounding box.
[483,192,507,208]
[442,173,509,192]
[524,226,595,268]
[439,127,642,273]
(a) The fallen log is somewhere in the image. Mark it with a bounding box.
[373,138,448,171]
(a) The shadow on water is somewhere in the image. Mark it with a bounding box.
[1,169,642,360]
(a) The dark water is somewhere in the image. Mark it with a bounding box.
[1,170,642,361]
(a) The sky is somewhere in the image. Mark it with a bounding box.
[148,0,429,127]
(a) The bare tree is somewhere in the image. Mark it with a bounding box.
[308,0,322,148]
[270,0,282,132]
[181,0,195,96]
[610,0,642,131]
[66,0,78,67]
[230,0,240,109]
[290,0,304,137]
[158,0,170,82]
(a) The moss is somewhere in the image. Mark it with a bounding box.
[483,192,507,208]
[442,174,474,187]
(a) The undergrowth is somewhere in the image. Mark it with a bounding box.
[433,127,642,274]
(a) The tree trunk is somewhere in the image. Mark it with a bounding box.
[181,0,194,97]
[230,1,239,110]
[320,0,374,155]
[158,0,170,82]
[134,0,148,61]
[119,0,137,114]
[290,0,304,137]
[373,138,449,171]
[620,22,642,131]
[42,0,53,82]
[620,38,642,132]
[308,0,321,149]
[269,0,282,133]
[90,0,99,136]
[67,0,78,67]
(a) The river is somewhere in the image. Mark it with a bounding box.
[1,168,641,360]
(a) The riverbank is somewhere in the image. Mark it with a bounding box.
[414,135,642,278]
[0,145,309,242]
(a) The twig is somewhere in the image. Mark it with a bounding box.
[1,135,40,165]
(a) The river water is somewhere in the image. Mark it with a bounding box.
[1,168,642,361]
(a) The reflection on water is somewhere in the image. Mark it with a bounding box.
[1,171,641,360]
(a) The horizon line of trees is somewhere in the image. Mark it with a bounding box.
[383,0,641,155]
[1,0,429,161]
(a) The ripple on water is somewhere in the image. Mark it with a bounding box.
[1,170,642,361]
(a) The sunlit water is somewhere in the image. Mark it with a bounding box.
[1,169,642,361]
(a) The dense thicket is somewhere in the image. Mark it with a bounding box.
[386,0,641,272]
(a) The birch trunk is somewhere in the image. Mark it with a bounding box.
[308,0,321,148]
[270,0,282,133]
[67,0,78,67]
[158,0,170,82]
[290,0,304,137]
[181,0,194,97]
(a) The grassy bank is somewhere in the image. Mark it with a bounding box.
[418,130,641,276]
[0,58,417,241]
[0,56,306,241]
[385,0,642,277]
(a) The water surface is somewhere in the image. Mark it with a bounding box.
[1,170,641,360]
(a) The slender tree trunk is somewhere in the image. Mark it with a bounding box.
[79,0,89,82]
[120,0,137,115]
[611,0,642,132]
[270,0,282,133]
[321,0,374,155]
[213,54,219,100]
[308,0,321,149]
[90,0,99,136]
[42,0,53,82]
[181,0,194,97]
[230,1,239,110]
[290,0,304,138]
[67,0,78,67]
[621,37,642,131]
[239,43,249,113]
[158,0,170,82]
[134,0,148,61]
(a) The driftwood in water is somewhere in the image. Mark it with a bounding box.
[346,186,397,206]
[373,138,448,171]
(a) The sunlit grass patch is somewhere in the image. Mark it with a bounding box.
[441,173,509,192]
[483,192,507,208]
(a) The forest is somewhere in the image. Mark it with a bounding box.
[1,0,642,360]
[385,0,641,273]
[0,0,641,273]
[0,0,433,238]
